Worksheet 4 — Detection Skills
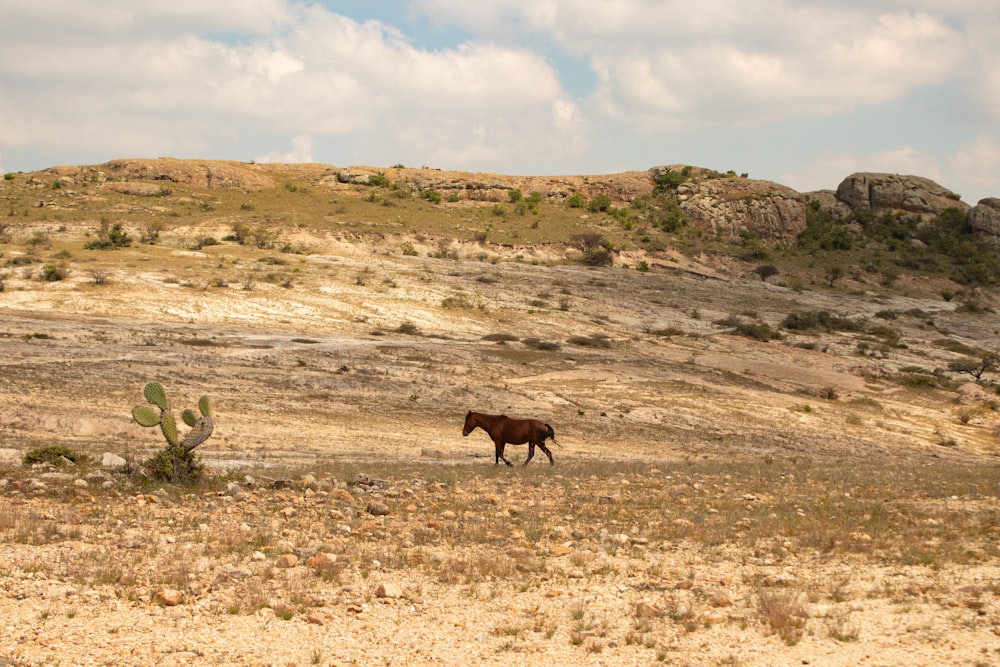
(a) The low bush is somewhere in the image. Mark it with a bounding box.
[23,446,90,467]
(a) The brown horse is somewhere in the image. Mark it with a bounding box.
[462,411,557,466]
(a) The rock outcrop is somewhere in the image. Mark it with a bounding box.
[98,158,275,191]
[970,198,1000,252]
[675,175,807,242]
[835,172,968,216]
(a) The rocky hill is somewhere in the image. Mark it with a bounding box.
[31,157,997,246]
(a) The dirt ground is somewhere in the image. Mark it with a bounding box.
[2,226,1000,666]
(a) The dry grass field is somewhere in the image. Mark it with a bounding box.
[1,161,999,665]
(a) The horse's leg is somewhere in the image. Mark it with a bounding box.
[495,440,512,466]
[524,442,535,466]
[538,443,554,465]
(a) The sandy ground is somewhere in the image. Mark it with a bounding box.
[2,230,1000,665]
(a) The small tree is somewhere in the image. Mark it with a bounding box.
[754,264,779,282]
[948,353,999,382]
[825,266,844,286]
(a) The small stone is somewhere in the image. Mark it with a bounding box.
[366,502,390,516]
[305,613,325,625]
[635,601,662,619]
[275,553,298,568]
[709,590,733,607]
[154,589,182,606]
[330,488,354,503]
[375,583,403,598]
[308,552,336,568]
[101,453,127,468]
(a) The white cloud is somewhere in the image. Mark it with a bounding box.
[414,1,974,128]
[784,146,943,194]
[0,2,583,171]
[948,135,1000,202]
[256,134,314,164]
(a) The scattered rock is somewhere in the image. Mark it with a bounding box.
[366,502,390,516]
[308,552,337,569]
[275,554,298,568]
[636,601,662,618]
[154,589,182,606]
[375,583,403,599]
[101,452,127,468]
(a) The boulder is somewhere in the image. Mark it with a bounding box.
[677,177,807,242]
[835,173,968,216]
[970,198,1000,252]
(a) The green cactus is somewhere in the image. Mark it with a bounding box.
[132,405,161,427]
[160,412,179,447]
[143,381,169,411]
[131,381,214,481]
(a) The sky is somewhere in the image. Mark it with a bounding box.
[0,1,998,204]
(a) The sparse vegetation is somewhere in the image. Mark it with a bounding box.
[1,159,1000,664]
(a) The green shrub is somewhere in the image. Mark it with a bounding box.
[421,189,442,204]
[522,337,560,351]
[782,310,865,332]
[567,335,612,348]
[482,332,518,342]
[84,222,132,250]
[588,195,612,213]
[23,446,90,467]
[41,262,68,281]
[367,172,391,187]
[567,194,586,208]
[581,247,613,266]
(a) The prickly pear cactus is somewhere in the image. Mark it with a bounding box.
[132,382,214,481]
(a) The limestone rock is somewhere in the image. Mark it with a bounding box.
[154,589,182,606]
[275,553,298,568]
[101,453,127,468]
[970,198,1000,252]
[99,158,275,191]
[635,601,662,618]
[375,582,403,599]
[678,176,807,242]
[366,501,390,516]
[835,172,968,216]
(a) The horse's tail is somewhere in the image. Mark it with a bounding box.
[545,423,558,446]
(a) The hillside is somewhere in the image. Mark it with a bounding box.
[1,159,999,665]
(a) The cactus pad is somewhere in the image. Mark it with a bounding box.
[143,382,169,411]
[160,412,179,447]
[198,395,212,417]
[181,409,198,427]
[181,416,215,451]
[132,405,161,427]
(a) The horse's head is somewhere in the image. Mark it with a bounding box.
[462,410,476,436]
